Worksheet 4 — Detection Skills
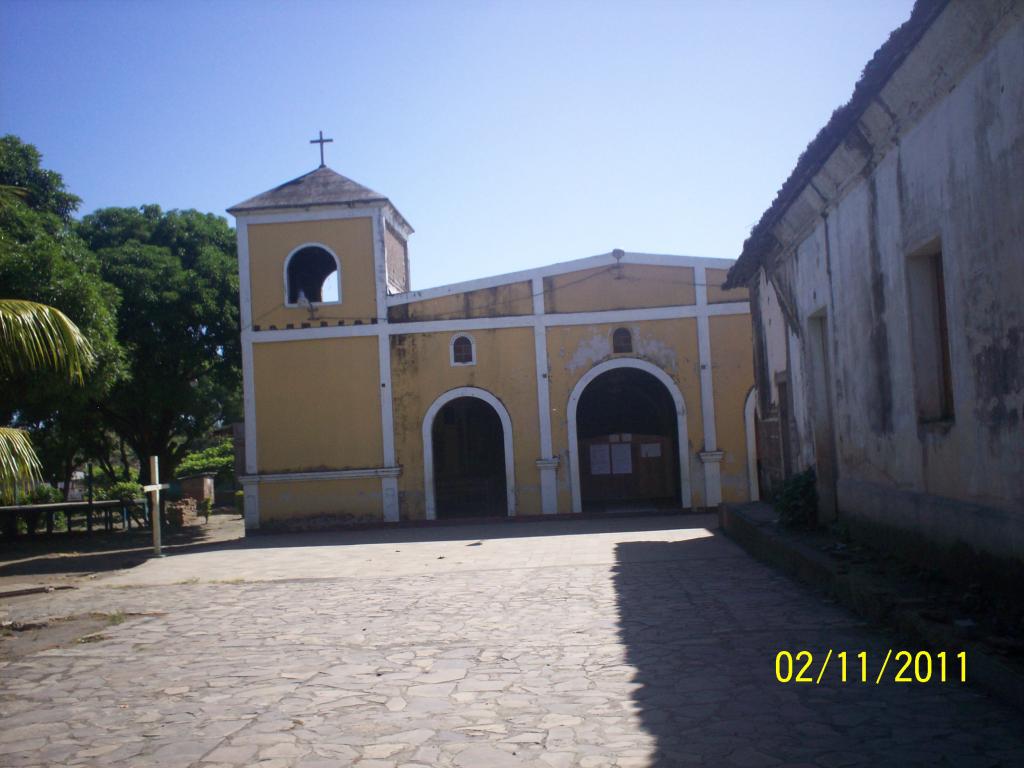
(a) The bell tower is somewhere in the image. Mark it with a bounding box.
[227,155,412,529]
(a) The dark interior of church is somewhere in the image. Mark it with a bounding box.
[432,397,507,518]
[577,368,680,508]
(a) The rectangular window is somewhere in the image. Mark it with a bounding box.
[907,246,954,423]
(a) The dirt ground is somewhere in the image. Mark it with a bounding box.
[0,512,244,593]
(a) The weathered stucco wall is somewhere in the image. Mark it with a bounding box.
[709,314,755,502]
[390,328,541,519]
[545,318,708,510]
[389,281,533,322]
[253,337,383,473]
[248,217,378,328]
[544,264,696,313]
[748,3,1024,559]
[258,478,383,526]
[705,268,748,305]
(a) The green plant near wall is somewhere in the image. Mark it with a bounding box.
[101,480,143,502]
[177,440,234,481]
[774,468,818,529]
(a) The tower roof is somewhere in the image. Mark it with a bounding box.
[228,166,390,215]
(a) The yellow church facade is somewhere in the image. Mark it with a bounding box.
[230,166,757,530]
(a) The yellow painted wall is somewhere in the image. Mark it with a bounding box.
[706,267,749,304]
[248,217,378,329]
[390,327,541,519]
[390,281,533,322]
[544,264,696,313]
[253,337,382,473]
[710,313,755,502]
[258,478,382,525]
[545,318,706,510]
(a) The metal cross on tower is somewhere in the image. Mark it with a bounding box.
[310,130,334,167]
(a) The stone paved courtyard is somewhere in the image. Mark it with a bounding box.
[1,515,1023,767]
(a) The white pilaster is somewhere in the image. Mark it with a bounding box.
[236,220,260,529]
[695,265,723,507]
[532,277,559,514]
[373,212,400,521]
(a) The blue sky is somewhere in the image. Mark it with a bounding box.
[1,0,913,290]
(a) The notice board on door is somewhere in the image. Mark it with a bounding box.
[610,443,632,474]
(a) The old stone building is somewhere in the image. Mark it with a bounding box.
[724,0,1024,563]
[229,168,755,529]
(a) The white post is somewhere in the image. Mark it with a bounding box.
[147,456,163,557]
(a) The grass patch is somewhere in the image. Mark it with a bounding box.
[77,633,108,644]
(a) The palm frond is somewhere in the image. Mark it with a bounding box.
[0,427,41,503]
[0,299,94,382]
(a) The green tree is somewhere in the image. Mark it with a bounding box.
[76,206,241,485]
[0,135,80,222]
[0,136,123,497]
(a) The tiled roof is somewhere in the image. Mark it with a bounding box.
[228,166,389,214]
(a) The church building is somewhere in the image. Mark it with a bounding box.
[229,162,756,530]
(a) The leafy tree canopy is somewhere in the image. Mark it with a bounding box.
[0,136,122,492]
[0,135,80,222]
[76,205,241,482]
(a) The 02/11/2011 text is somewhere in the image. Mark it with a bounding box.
[775,650,967,685]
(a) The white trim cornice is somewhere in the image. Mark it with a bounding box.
[233,204,384,226]
[241,466,402,484]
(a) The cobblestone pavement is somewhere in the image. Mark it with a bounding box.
[1,516,1022,767]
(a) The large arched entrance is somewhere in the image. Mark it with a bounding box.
[422,387,516,520]
[568,359,691,513]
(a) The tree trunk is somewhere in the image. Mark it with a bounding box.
[119,438,131,481]
[62,457,73,501]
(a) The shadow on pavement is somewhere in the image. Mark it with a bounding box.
[611,535,1024,766]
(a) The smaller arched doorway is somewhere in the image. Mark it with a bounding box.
[422,388,516,520]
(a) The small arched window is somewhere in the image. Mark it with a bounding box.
[612,327,633,353]
[286,245,340,305]
[451,334,475,366]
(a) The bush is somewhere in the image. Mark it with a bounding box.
[28,484,63,504]
[101,480,143,502]
[774,468,817,529]
[177,440,234,481]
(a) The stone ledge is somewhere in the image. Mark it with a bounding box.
[720,502,1024,713]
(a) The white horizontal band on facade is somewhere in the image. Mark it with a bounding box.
[244,301,752,345]
[241,466,403,485]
